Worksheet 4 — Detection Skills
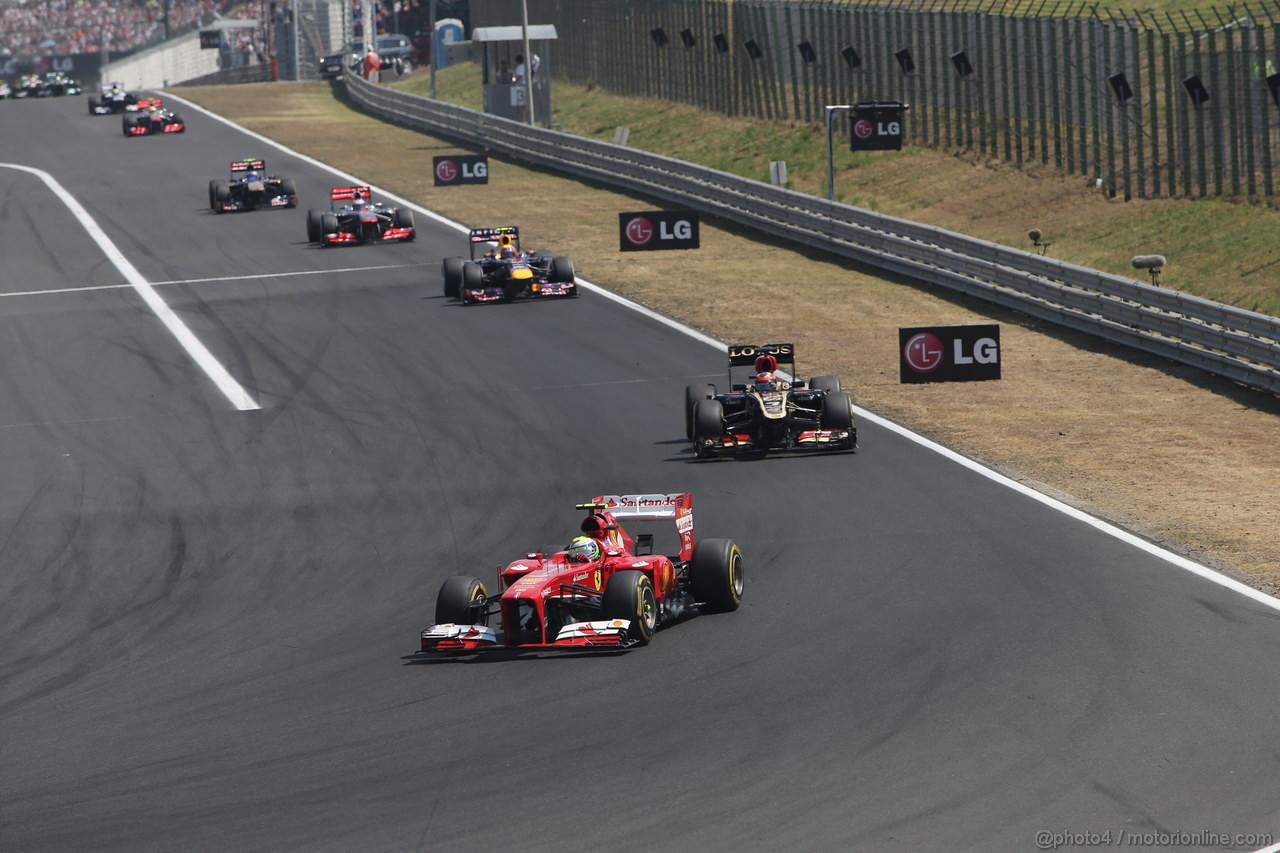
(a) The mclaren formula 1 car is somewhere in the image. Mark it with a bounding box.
[441,226,577,304]
[419,493,743,654]
[88,82,138,114]
[123,99,185,136]
[209,159,298,213]
[305,186,415,247]
[687,342,857,458]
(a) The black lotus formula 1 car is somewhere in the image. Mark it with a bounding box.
[441,226,577,304]
[209,159,298,213]
[305,186,415,247]
[687,342,857,458]
[123,99,185,136]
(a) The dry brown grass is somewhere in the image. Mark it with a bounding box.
[177,81,1280,591]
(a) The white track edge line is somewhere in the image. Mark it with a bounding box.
[1,163,260,412]
[161,92,1280,615]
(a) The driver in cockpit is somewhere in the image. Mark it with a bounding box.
[751,354,788,392]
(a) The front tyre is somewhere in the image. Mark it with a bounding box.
[435,576,489,625]
[549,255,575,283]
[602,570,657,645]
[685,383,716,441]
[689,538,744,612]
[442,256,464,298]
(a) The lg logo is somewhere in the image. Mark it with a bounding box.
[899,325,1002,383]
[432,155,488,185]
[853,119,875,140]
[625,216,654,245]
[619,211,700,251]
[903,332,944,372]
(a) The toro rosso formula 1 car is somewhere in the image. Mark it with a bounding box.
[441,226,577,304]
[209,159,298,213]
[686,342,857,458]
[88,82,138,114]
[419,493,743,654]
[123,99,185,136]
[305,186,415,247]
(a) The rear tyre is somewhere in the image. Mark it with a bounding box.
[601,570,657,645]
[435,576,489,625]
[689,538,744,612]
[306,209,323,244]
[280,177,298,207]
[549,255,575,283]
[685,383,717,441]
[692,398,724,448]
[442,256,464,299]
[810,375,841,394]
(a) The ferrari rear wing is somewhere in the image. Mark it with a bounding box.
[588,493,694,561]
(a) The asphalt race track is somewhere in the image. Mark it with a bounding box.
[2,93,1279,853]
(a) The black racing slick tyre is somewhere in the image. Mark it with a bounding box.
[685,383,716,441]
[820,391,854,431]
[461,262,483,294]
[121,115,135,136]
[442,256,464,299]
[810,375,841,394]
[692,398,724,444]
[280,178,299,207]
[306,209,323,243]
[208,179,220,210]
[88,96,98,114]
[320,213,339,246]
[435,576,489,626]
[602,570,657,645]
[394,208,415,229]
[213,182,230,213]
[689,538,744,613]
[549,255,575,283]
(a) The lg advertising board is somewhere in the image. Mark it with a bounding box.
[433,154,489,186]
[618,211,700,252]
[900,324,1001,383]
[850,102,905,152]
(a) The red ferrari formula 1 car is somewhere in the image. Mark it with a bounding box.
[306,186,415,247]
[123,98,185,136]
[419,493,743,654]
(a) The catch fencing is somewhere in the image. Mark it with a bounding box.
[475,0,1280,203]
[345,72,1280,394]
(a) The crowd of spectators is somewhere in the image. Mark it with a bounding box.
[1,0,232,62]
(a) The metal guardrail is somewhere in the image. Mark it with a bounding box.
[345,74,1280,396]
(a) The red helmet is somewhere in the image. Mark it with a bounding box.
[754,354,778,374]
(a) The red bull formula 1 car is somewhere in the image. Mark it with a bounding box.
[687,342,857,458]
[305,186,415,247]
[441,226,577,304]
[123,98,185,136]
[419,493,743,654]
[209,159,298,213]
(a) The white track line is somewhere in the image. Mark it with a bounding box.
[0,262,428,300]
[2,163,260,412]
[163,92,1280,615]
